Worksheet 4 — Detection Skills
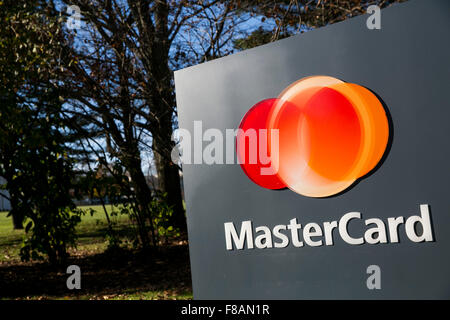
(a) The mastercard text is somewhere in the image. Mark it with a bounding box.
[224,204,434,250]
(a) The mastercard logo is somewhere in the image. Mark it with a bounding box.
[236,75,390,198]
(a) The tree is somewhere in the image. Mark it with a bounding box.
[0,0,82,264]
[48,0,257,237]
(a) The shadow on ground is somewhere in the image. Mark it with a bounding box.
[0,244,192,299]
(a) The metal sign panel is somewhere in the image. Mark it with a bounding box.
[174,0,450,299]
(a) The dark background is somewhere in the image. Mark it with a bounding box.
[175,0,450,299]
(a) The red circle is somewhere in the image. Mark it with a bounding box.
[236,99,286,189]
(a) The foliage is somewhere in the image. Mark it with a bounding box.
[0,0,81,264]
[150,193,180,244]
[0,102,83,264]
[233,27,289,51]
[20,208,82,263]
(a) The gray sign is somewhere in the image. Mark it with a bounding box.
[174,0,450,299]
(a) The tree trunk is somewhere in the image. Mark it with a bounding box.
[12,215,23,230]
[4,173,23,230]
[11,206,24,230]
[124,153,157,248]
[153,141,186,231]
[148,1,187,231]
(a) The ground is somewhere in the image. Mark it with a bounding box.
[0,206,193,300]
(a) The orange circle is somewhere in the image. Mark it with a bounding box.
[265,76,389,197]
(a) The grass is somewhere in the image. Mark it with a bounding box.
[0,211,24,262]
[0,205,130,263]
[0,205,193,300]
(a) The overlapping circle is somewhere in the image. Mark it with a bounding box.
[236,75,389,197]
